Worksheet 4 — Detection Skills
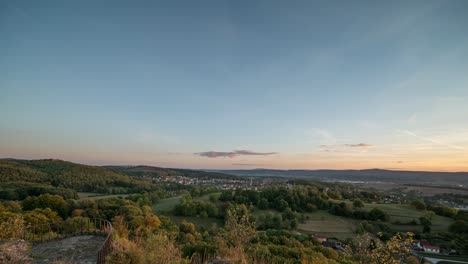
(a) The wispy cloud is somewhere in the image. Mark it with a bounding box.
[321,143,373,149]
[398,130,464,150]
[196,150,277,158]
[344,143,373,147]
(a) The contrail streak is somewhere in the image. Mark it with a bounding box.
[398,130,464,150]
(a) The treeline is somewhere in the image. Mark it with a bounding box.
[329,201,388,221]
[218,185,383,214]
[106,165,245,181]
[219,185,330,212]
[289,179,383,202]
[174,195,220,218]
[0,159,173,195]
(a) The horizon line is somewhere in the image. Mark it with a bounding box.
[2,157,467,174]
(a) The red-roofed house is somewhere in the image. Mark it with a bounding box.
[417,241,440,253]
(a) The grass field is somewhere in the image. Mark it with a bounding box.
[196,192,221,201]
[298,210,359,240]
[77,192,131,200]
[351,202,453,233]
[151,193,221,213]
[152,195,183,213]
[296,202,454,240]
[152,194,223,230]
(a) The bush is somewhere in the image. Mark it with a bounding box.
[411,200,426,210]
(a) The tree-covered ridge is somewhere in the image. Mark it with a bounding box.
[0,160,49,182]
[106,165,244,180]
[0,159,137,193]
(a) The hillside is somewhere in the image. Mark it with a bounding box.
[212,169,468,186]
[0,159,243,199]
[106,165,242,180]
[0,159,135,194]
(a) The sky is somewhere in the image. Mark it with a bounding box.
[1,0,468,171]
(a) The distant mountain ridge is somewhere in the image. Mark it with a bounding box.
[105,165,243,180]
[208,168,468,186]
[2,158,468,187]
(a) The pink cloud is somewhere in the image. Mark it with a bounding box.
[344,143,373,147]
[196,150,277,158]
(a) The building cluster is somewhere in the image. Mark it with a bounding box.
[154,175,264,190]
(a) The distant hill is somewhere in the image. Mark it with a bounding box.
[106,165,243,180]
[0,159,243,195]
[0,159,134,193]
[210,168,468,186]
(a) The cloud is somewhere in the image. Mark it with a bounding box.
[196,150,277,158]
[344,143,373,147]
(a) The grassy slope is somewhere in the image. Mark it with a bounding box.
[297,202,454,239]
[298,211,359,240]
[152,195,184,213]
[350,202,453,233]
[152,194,223,229]
[77,192,131,200]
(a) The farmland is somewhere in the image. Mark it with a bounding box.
[298,210,358,240]
[152,195,183,213]
[77,192,131,201]
[296,202,454,239]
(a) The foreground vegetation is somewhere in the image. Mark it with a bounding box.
[1,159,468,263]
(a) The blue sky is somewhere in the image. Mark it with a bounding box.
[1,0,468,171]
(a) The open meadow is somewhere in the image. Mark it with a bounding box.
[77,192,131,201]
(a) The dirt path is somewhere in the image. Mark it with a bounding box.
[31,235,106,264]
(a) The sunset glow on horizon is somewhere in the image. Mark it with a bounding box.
[2,1,468,171]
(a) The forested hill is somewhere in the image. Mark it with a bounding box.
[212,168,468,186]
[105,165,243,180]
[0,159,242,199]
[0,159,134,194]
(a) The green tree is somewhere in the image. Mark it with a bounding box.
[217,204,256,264]
[419,216,432,233]
[353,199,364,208]
[411,200,426,210]
[22,194,69,218]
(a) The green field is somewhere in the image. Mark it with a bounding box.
[152,193,220,213]
[152,195,183,213]
[152,194,223,230]
[296,203,454,240]
[168,215,223,230]
[351,202,453,233]
[196,192,221,201]
[77,192,131,200]
[298,210,359,240]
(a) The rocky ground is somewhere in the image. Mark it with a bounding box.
[31,235,106,264]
